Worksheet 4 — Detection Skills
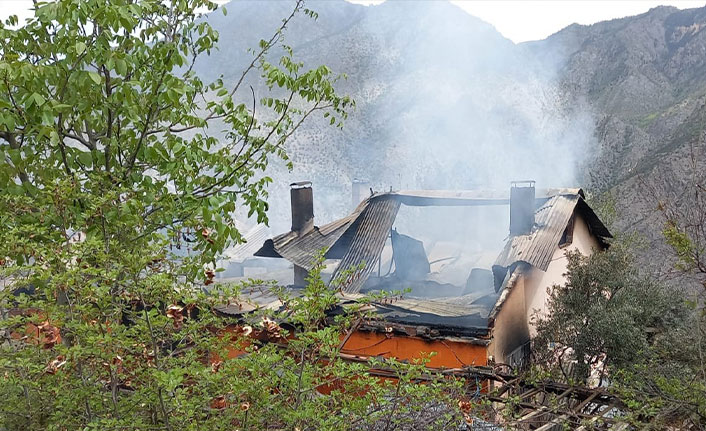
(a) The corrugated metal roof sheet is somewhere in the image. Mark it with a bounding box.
[493,193,612,271]
[253,215,355,269]
[494,194,579,271]
[253,199,372,270]
[214,285,288,315]
[369,305,489,336]
[333,195,401,293]
[214,288,490,336]
[392,188,581,206]
[576,198,612,240]
[226,223,271,262]
[256,188,610,277]
[379,297,490,317]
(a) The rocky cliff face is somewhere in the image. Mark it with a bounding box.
[533,5,706,186]
[199,1,706,269]
[532,6,706,272]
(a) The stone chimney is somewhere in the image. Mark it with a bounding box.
[290,181,314,286]
[509,181,535,236]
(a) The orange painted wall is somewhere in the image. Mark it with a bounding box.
[218,325,488,370]
[341,330,488,369]
[218,326,489,395]
[218,325,282,360]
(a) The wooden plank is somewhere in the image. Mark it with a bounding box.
[519,387,541,400]
[575,404,620,430]
[535,414,570,431]
[517,406,549,423]
[517,388,574,429]
[575,418,599,431]
[487,396,618,424]
[492,377,521,397]
[573,391,600,413]
[553,387,574,401]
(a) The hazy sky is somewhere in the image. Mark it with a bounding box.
[1,0,705,42]
[450,0,706,42]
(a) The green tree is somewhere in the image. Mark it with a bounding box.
[531,233,706,427]
[532,241,685,384]
[0,1,463,430]
[614,146,706,429]
[657,147,706,289]
[0,0,351,267]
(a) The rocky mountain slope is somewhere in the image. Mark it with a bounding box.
[198,0,706,269]
[531,6,706,268]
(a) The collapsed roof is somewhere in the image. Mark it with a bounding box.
[247,187,611,339]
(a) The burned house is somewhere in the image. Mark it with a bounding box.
[221,181,611,370]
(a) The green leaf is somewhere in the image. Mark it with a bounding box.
[115,58,127,76]
[75,41,86,55]
[33,93,45,106]
[0,9,360,427]
[78,151,92,167]
[88,71,101,85]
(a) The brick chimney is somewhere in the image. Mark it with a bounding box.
[290,181,314,285]
[509,181,535,236]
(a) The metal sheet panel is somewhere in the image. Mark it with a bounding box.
[216,288,489,334]
[213,285,289,315]
[392,188,581,207]
[226,224,271,262]
[255,188,610,292]
[576,199,613,242]
[222,188,613,335]
[253,199,371,269]
[380,297,490,317]
[368,304,490,336]
[333,195,401,293]
[494,194,579,271]
[253,214,356,269]
[254,189,594,271]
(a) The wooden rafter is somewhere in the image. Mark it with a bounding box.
[335,354,631,429]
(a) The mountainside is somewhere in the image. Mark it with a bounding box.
[532,6,706,268]
[199,0,706,269]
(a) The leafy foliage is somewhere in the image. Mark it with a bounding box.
[617,146,706,429]
[656,148,706,284]
[532,240,686,384]
[0,0,352,271]
[532,233,706,427]
[0,1,464,430]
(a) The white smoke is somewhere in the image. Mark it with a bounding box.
[202,0,597,237]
